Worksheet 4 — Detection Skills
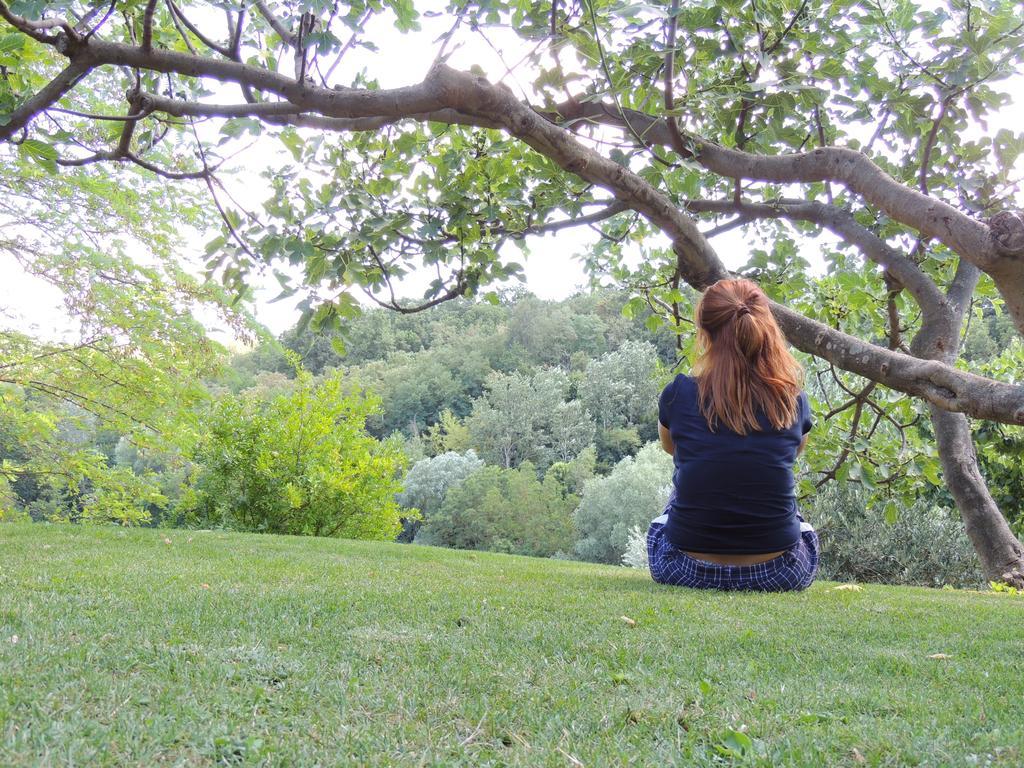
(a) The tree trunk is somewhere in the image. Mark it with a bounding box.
[930,405,1024,588]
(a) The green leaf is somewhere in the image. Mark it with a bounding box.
[18,139,58,174]
[884,502,899,525]
[716,729,754,757]
[0,33,25,55]
[279,129,304,162]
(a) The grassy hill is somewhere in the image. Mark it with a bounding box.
[1,523,1022,766]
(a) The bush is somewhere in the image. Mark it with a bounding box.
[808,484,983,588]
[183,371,409,540]
[621,525,649,569]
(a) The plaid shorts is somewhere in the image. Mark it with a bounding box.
[646,512,819,592]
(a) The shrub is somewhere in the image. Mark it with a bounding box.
[807,484,983,588]
[621,525,649,569]
[183,371,409,539]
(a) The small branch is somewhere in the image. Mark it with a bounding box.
[0,1,72,42]
[81,1,116,39]
[253,0,296,46]
[321,10,371,85]
[141,0,159,51]
[48,106,149,122]
[813,104,833,203]
[874,0,948,89]
[0,335,105,371]
[165,0,231,56]
[431,3,466,67]
[701,214,754,239]
[918,97,949,195]
[229,7,247,61]
[684,197,944,313]
[163,0,196,54]
[763,0,809,54]
[584,0,675,167]
[816,379,877,489]
[363,246,467,314]
[513,201,629,238]
[664,0,680,115]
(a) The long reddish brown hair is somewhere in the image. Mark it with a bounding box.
[692,279,802,434]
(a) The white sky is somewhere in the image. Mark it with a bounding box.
[2,4,1022,340]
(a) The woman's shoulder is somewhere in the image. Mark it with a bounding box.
[662,372,697,398]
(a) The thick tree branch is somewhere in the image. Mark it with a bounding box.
[0,61,90,141]
[773,302,1024,425]
[685,198,946,314]
[550,99,1018,280]
[135,91,503,132]
[6,29,1023,425]
[36,31,1014,288]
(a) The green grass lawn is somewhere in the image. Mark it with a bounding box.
[1,523,1022,767]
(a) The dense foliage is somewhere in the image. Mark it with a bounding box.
[417,462,577,557]
[182,372,408,539]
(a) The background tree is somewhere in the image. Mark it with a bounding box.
[395,449,483,541]
[2,0,1024,582]
[574,442,674,564]
[0,148,241,524]
[465,369,584,469]
[417,461,577,557]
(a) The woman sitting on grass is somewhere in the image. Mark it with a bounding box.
[648,278,818,591]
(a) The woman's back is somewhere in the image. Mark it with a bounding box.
[659,374,812,554]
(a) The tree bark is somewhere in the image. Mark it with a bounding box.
[908,262,1024,587]
[929,406,1024,587]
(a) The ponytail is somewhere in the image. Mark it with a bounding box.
[692,279,802,434]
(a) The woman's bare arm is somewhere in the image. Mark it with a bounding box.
[659,422,675,455]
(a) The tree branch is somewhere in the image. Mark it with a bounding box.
[141,0,159,52]
[918,96,949,195]
[816,380,877,488]
[684,197,945,314]
[253,0,296,46]
[165,0,231,57]
[0,3,71,42]
[772,302,1024,425]
[550,98,1004,272]
[0,61,90,141]
[7,29,1024,425]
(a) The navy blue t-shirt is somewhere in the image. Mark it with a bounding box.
[658,374,813,554]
